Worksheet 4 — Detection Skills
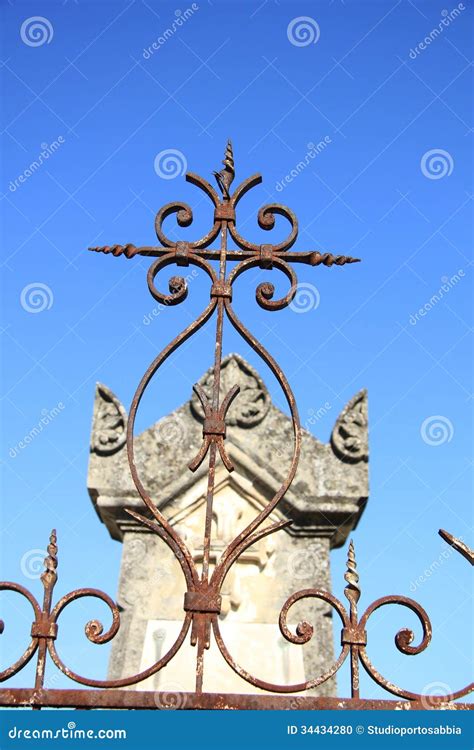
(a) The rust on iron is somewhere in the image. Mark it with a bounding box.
[0,687,472,711]
[0,142,472,710]
[439,528,474,565]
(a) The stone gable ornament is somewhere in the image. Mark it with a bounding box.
[331,389,368,463]
[91,383,127,456]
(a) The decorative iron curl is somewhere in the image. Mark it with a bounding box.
[47,603,192,689]
[227,257,298,311]
[50,589,120,646]
[228,202,298,253]
[45,583,193,690]
[155,202,193,247]
[212,588,350,693]
[154,171,222,251]
[357,595,472,703]
[360,596,432,660]
[279,589,349,646]
[146,252,217,306]
[0,583,42,681]
[212,534,473,702]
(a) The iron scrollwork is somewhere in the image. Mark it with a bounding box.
[0,142,472,710]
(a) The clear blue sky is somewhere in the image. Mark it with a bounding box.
[1,0,472,701]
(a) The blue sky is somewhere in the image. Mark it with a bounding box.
[0,0,472,701]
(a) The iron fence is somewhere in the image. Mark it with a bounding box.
[1,143,472,710]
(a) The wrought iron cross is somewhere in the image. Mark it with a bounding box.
[0,142,472,710]
[90,141,360,691]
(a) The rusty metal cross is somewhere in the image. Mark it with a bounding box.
[89,141,360,691]
[0,142,472,710]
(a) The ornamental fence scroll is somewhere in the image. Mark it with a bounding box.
[1,143,472,711]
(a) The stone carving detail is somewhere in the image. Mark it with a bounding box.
[331,389,368,463]
[187,496,275,616]
[190,354,270,428]
[91,383,127,455]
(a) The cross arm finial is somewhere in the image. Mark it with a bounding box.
[88,142,361,275]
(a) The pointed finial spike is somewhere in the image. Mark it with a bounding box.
[213,140,235,199]
[439,529,474,565]
[41,529,58,590]
[309,252,361,267]
[344,539,360,607]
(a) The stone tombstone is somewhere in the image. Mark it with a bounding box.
[88,354,369,695]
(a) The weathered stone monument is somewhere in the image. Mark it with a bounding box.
[88,353,368,694]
